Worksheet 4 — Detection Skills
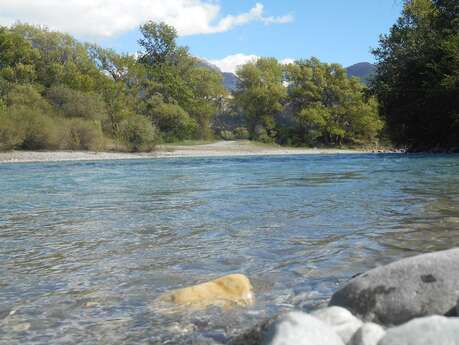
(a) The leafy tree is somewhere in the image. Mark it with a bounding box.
[371,0,459,150]
[286,59,382,145]
[137,21,225,140]
[141,95,197,141]
[234,57,286,142]
[138,22,180,65]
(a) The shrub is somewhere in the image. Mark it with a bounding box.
[233,127,250,140]
[219,130,234,140]
[2,106,60,150]
[118,115,157,152]
[0,111,25,150]
[62,118,105,151]
[47,85,107,120]
[6,84,52,112]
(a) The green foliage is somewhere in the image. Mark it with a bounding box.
[232,57,383,146]
[234,57,286,141]
[4,106,59,150]
[0,21,384,152]
[117,115,157,152]
[0,110,24,150]
[46,85,107,120]
[285,59,382,146]
[138,22,179,65]
[142,95,197,141]
[6,83,51,112]
[61,118,105,151]
[371,0,459,150]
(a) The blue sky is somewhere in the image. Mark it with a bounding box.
[0,0,403,72]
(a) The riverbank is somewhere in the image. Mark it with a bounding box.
[0,140,391,163]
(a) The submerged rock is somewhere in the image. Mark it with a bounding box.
[378,315,459,345]
[349,323,385,345]
[310,306,362,344]
[329,248,459,325]
[232,311,344,345]
[158,274,254,309]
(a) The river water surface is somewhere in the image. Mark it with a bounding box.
[1,154,459,344]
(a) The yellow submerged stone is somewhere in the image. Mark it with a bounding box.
[159,274,254,309]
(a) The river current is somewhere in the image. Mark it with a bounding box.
[1,154,459,344]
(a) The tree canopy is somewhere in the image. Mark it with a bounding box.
[0,21,385,152]
[231,57,382,146]
[371,0,459,151]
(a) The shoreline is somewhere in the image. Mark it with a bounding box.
[0,140,396,164]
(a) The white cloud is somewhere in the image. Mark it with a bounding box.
[209,54,295,74]
[0,1,293,38]
[208,54,259,74]
[280,58,295,65]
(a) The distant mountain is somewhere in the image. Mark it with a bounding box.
[346,62,376,84]
[222,72,239,92]
[197,59,239,92]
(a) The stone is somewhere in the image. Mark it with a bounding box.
[349,323,385,345]
[262,311,345,345]
[230,311,344,345]
[378,315,459,345]
[329,248,459,325]
[310,306,362,344]
[158,274,254,309]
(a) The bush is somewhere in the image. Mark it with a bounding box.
[47,85,107,120]
[219,130,235,140]
[233,127,250,140]
[6,84,52,112]
[118,115,157,152]
[3,106,59,150]
[62,118,105,151]
[0,111,25,150]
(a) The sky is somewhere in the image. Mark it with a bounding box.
[0,0,403,73]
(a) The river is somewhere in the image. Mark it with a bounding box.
[1,154,459,344]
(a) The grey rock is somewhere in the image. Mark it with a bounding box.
[310,306,362,344]
[230,315,281,345]
[230,311,344,345]
[350,323,385,345]
[329,248,459,325]
[378,315,459,345]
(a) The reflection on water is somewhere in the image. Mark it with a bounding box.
[1,154,459,344]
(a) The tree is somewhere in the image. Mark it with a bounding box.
[234,58,286,142]
[371,0,459,150]
[286,58,382,146]
[138,22,179,65]
[137,21,225,140]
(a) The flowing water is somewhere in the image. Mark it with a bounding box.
[1,154,459,344]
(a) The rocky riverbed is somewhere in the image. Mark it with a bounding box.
[228,248,459,345]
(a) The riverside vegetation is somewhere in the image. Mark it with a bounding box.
[1,0,458,153]
[0,22,380,152]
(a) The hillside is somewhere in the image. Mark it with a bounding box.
[346,62,376,83]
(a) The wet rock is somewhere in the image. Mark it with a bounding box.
[329,248,459,325]
[378,315,459,345]
[230,314,281,345]
[349,323,385,345]
[158,274,254,309]
[310,306,362,344]
[231,311,344,345]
